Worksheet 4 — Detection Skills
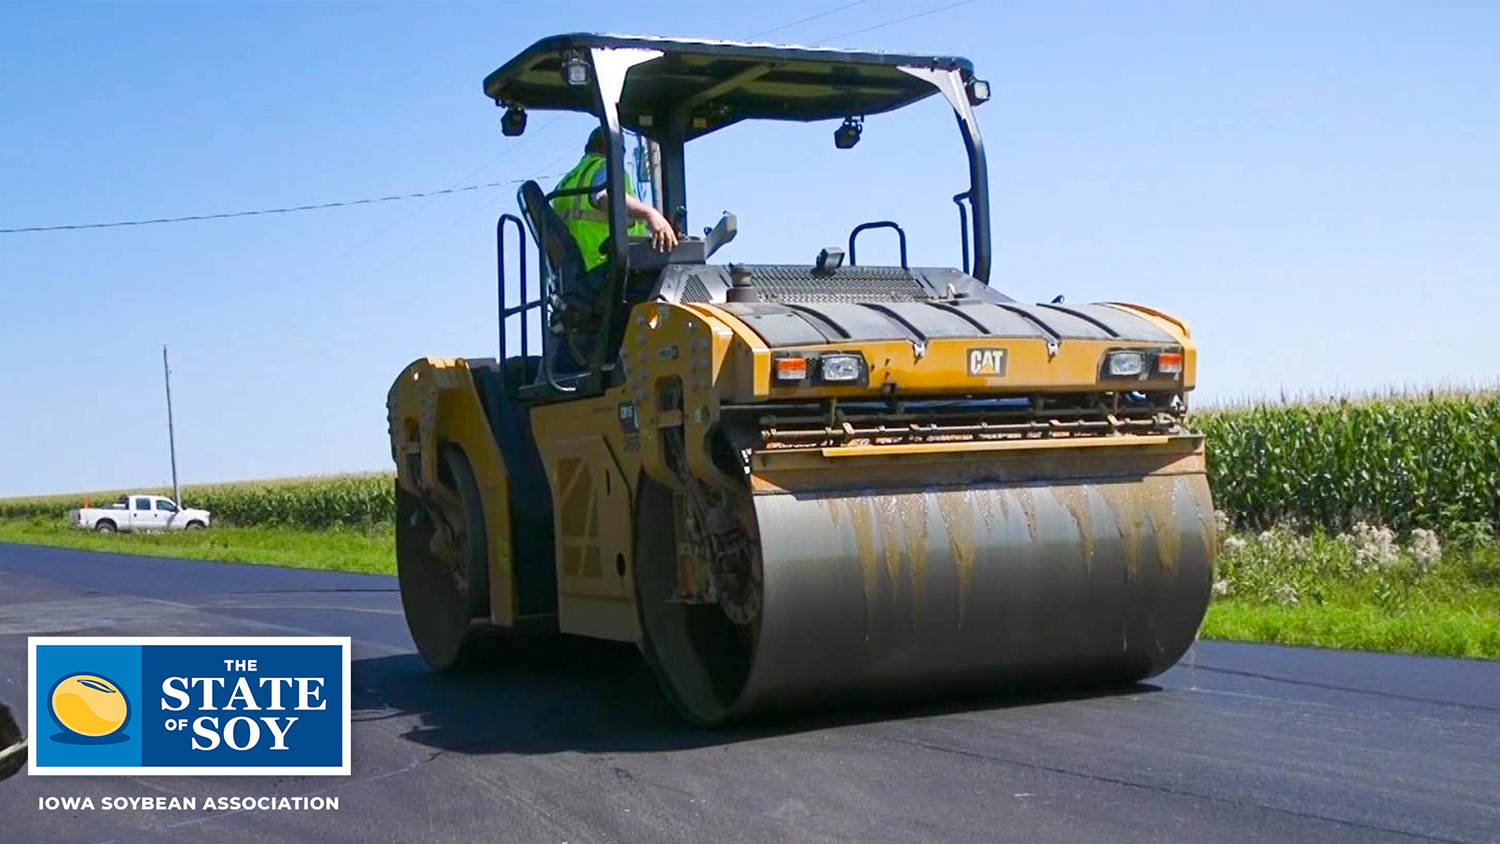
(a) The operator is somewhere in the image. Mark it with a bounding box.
[547,127,678,373]
[552,127,677,270]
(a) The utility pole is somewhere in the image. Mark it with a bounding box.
[632,133,662,210]
[162,345,181,506]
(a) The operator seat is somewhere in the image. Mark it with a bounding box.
[518,180,585,300]
[518,180,601,378]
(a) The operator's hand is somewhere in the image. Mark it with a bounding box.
[646,209,679,252]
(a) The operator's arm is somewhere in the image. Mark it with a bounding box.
[592,188,679,252]
[626,195,679,252]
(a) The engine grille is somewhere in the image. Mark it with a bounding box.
[746,265,934,303]
[681,273,713,303]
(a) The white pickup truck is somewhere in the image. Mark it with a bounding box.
[70,495,212,533]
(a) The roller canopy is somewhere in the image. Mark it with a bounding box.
[483,33,976,139]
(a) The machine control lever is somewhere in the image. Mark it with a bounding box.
[703,212,738,259]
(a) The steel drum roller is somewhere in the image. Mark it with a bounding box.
[637,472,1215,725]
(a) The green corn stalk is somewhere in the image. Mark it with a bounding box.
[1196,392,1500,535]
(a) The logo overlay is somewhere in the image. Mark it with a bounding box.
[966,347,1008,377]
[29,637,349,776]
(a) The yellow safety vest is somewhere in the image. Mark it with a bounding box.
[551,153,647,271]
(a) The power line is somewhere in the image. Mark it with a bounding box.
[0,176,548,235]
[823,0,978,42]
[322,114,566,263]
[748,0,866,40]
[347,147,577,285]
[443,114,565,197]
[5,1,975,237]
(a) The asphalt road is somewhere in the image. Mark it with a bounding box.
[0,541,1496,844]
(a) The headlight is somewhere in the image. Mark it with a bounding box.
[820,354,865,383]
[1105,351,1146,377]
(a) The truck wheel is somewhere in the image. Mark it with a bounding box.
[395,444,490,671]
[95,520,117,534]
[186,521,205,530]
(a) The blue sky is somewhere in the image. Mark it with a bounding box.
[1,1,1497,496]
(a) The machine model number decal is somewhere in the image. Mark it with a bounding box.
[966,348,1008,377]
[617,402,639,434]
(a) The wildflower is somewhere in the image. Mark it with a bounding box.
[1288,535,1311,560]
[1409,528,1441,573]
[1351,521,1398,570]
[1273,584,1299,606]
[1223,535,1247,553]
[1213,510,1230,535]
[1212,578,1231,597]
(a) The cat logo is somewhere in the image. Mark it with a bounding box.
[966,348,1008,377]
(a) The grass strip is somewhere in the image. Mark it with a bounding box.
[1202,597,1500,660]
[0,518,394,576]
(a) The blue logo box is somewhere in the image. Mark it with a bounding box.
[29,637,350,776]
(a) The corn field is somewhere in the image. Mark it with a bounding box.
[1196,392,1500,535]
[2,392,1496,535]
[0,474,394,530]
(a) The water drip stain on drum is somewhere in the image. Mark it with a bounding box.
[845,497,880,635]
[935,491,978,629]
[1053,486,1096,573]
[870,496,913,630]
[1016,486,1040,542]
[897,495,930,632]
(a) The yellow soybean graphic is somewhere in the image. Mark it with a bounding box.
[50,674,128,737]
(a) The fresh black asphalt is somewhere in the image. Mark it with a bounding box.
[0,541,1496,843]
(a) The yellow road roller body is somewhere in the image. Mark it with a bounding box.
[386,34,1214,724]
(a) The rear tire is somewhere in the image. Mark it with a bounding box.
[396,444,491,671]
[94,520,116,534]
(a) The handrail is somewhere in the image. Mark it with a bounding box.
[847,220,908,269]
[952,192,970,274]
[496,213,537,395]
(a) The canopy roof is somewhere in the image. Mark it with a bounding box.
[483,33,976,137]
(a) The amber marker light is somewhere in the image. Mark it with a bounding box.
[774,356,809,383]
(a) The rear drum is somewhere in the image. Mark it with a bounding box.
[396,444,490,670]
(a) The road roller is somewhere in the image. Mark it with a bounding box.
[387,34,1215,724]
